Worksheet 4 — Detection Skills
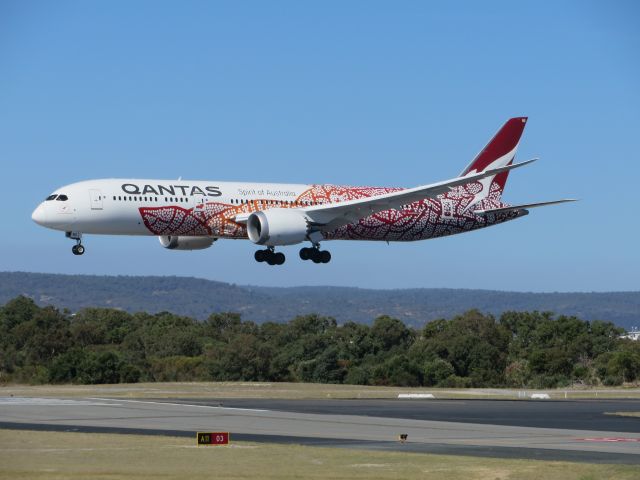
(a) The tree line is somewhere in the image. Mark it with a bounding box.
[1,295,639,387]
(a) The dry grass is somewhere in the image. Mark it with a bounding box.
[0,429,638,480]
[605,412,640,418]
[2,382,640,400]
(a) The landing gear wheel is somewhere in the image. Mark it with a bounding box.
[67,232,84,256]
[299,247,311,261]
[320,250,331,263]
[274,252,285,265]
[301,246,330,264]
[255,250,267,262]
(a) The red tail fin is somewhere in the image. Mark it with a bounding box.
[460,117,528,193]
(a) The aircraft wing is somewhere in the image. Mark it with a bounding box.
[232,159,536,229]
[474,199,577,216]
[301,159,536,232]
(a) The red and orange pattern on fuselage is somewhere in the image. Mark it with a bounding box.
[139,180,523,242]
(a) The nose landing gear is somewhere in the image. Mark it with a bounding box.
[254,247,285,265]
[66,231,85,256]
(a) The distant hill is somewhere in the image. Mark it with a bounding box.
[1,271,639,329]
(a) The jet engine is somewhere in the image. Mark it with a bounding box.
[247,209,310,246]
[159,236,216,250]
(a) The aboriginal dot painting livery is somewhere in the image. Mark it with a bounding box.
[32,117,575,265]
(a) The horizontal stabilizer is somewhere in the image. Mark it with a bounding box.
[474,199,577,216]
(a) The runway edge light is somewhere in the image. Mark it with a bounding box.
[197,432,230,446]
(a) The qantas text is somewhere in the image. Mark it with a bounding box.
[121,184,222,197]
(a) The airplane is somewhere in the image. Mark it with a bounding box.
[31,117,575,265]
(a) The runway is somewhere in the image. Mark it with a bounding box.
[1,396,639,464]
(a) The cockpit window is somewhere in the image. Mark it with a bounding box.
[46,194,57,201]
[56,194,69,201]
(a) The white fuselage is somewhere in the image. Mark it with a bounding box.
[32,179,316,236]
[32,177,523,247]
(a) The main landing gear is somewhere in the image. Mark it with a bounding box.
[254,247,285,266]
[66,231,85,256]
[254,245,332,266]
[299,246,331,264]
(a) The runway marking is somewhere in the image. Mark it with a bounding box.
[87,398,268,413]
[0,397,121,407]
[577,437,640,443]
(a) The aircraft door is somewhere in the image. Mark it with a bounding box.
[89,189,104,210]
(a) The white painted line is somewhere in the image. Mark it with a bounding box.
[530,393,551,400]
[87,398,268,412]
[398,393,435,399]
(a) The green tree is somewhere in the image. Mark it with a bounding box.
[423,358,455,386]
[76,351,123,384]
[371,354,421,386]
[370,316,414,353]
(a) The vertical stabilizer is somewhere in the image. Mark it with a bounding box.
[459,117,528,207]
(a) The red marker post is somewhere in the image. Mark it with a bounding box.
[197,432,230,446]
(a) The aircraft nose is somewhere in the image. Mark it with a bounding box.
[31,204,47,226]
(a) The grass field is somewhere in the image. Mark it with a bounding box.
[1,429,638,480]
[2,381,640,400]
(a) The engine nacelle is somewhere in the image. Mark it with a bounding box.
[247,209,309,246]
[159,236,216,250]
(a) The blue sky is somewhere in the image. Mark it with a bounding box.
[1,1,638,291]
